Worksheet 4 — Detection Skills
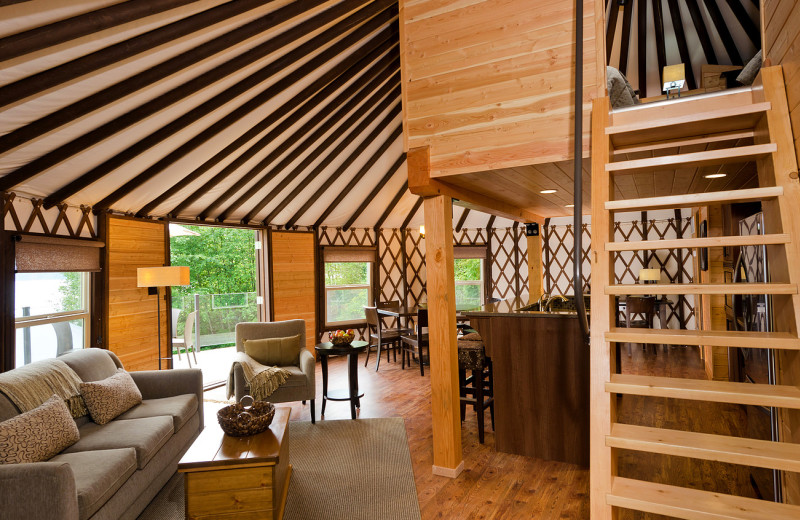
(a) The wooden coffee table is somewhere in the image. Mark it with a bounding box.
[178,407,291,519]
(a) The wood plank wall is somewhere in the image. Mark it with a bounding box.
[269,230,317,353]
[763,3,800,505]
[400,0,601,177]
[107,217,168,371]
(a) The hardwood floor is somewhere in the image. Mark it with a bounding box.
[205,343,760,519]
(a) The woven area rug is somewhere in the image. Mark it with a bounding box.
[138,417,421,520]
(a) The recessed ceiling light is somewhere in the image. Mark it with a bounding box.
[565,204,574,208]
[540,189,557,194]
[704,173,727,179]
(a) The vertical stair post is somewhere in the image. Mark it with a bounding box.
[590,95,617,520]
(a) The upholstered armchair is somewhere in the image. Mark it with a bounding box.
[232,320,316,422]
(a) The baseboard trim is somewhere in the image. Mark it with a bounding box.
[432,461,464,479]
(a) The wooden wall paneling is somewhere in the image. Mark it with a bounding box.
[107,217,168,371]
[269,230,317,353]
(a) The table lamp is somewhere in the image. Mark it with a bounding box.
[138,266,190,370]
[639,268,661,299]
[663,63,686,99]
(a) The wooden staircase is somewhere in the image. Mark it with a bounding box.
[590,66,800,519]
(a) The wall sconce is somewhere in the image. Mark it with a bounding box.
[663,63,686,99]
[138,266,190,370]
[419,225,425,238]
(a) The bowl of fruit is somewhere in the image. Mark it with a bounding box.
[330,329,355,346]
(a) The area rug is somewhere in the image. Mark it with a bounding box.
[138,417,421,520]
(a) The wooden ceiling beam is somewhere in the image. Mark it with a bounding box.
[724,0,760,47]
[59,3,397,212]
[701,0,742,65]
[486,215,497,231]
[195,60,399,221]
[311,124,403,227]
[281,103,402,228]
[666,0,697,90]
[637,0,648,97]
[618,0,635,75]
[2,0,374,195]
[399,195,423,231]
[651,0,667,87]
[342,153,405,231]
[0,0,277,109]
[137,39,399,218]
[0,0,290,154]
[455,208,471,233]
[375,182,410,231]
[684,0,718,64]
[606,0,621,63]
[256,86,401,225]
[0,0,199,62]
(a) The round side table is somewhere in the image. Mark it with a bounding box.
[314,340,368,419]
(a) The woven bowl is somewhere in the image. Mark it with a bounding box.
[331,333,355,346]
[217,401,275,437]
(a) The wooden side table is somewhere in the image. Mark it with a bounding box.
[314,340,368,419]
[178,407,291,520]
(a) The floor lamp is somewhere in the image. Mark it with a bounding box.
[138,266,190,370]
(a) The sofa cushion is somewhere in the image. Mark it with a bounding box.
[80,370,142,425]
[116,394,198,431]
[0,395,79,464]
[244,334,301,366]
[50,448,137,520]
[59,348,120,382]
[64,416,173,469]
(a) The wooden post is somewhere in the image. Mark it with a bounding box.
[527,232,544,303]
[423,194,463,478]
[589,96,617,520]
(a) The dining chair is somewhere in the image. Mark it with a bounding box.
[364,306,403,371]
[401,308,429,376]
[624,296,656,356]
[457,335,494,443]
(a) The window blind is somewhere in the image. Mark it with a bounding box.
[15,235,104,273]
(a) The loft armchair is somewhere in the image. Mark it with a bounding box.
[231,320,316,422]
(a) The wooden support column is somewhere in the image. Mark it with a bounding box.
[423,194,463,478]
[699,204,728,380]
[527,230,543,303]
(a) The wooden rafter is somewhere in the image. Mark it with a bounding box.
[73,3,399,212]
[400,195,423,230]
[665,0,697,90]
[684,0,718,65]
[455,208,470,233]
[724,0,760,47]
[375,183,410,231]
[651,0,667,86]
[312,124,403,227]
[702,0,742,65]
[637,0,648,97]
[200,66,399,221]
[342,153,406,231]
[283,104,402,228]
[606,0,621,63]
[0,0,275,110]
[618,0,635,75]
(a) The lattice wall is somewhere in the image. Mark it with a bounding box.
[490,226,529,300]
[543,211,696,329]
[3,192,98,238]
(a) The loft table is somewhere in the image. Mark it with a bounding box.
[314,340,368,419]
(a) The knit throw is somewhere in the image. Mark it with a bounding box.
[227,352,290,402]
[0,359,88,418]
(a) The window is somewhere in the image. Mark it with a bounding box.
[324,262,372,325]
[15,272,90,367]
[454,258,483,307]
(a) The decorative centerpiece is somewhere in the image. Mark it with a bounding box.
[217,395,275,437]
[330,329,355,346]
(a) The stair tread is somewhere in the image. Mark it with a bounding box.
[606,282,797,295]
[606,144,776,175]
[605,234,790,251]
[607,424,800,472]
[608,477,800,520]
[605,328,800,349]
[606,187,784,211]
[606,374,800,408]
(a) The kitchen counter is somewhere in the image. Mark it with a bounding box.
[464,296,589,466]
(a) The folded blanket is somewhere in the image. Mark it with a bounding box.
[0,358,88,418]
[227,352,291,401]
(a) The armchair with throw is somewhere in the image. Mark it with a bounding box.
[230,320,316,422]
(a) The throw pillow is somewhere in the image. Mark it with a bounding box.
[0,394,79,464]
[80,370,142,425]
[244,335,301,367]
[736,50,762,86]
[460,332,482,341]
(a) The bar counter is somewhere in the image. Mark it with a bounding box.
[465,296,589,466]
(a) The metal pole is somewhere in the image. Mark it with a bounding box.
[573,0,589,342]
[23,306,31,365]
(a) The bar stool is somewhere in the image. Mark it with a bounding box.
[457,333,494,443]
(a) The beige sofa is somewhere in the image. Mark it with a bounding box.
[0,349,203,520]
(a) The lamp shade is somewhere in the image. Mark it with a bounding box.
[638,268,661,282]
[662,63,686,92]
[419,225,425,236]
[137,266,190,287]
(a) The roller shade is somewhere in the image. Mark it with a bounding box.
[322,246,376,263]
[454,246,487,259]
[15,235,104,273]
